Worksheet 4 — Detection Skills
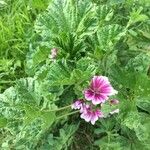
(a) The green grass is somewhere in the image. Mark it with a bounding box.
[0,0,50,91]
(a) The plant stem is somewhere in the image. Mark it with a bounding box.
[56,110,79,120]
[0,80,16,83]
[42,105,72,112]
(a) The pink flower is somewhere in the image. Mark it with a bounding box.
[71,99,83,110]
[79,103,89,113]
[80,104,90,113]
[80,107,103,125]
[84,76,118,105]
[49,48,58,60]
[110,99,119,105]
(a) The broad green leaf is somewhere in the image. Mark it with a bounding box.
[47,124,78,150]
[70,59,96,84]
[136,98,150,113]
[122,111,140,130]
[46,61,71,86]
[15,77,42,105]
[23,105,40,125]
[126,53,150,74]
[41,111,56,130]
[32,46,50,66]
[96,5,114,23]
[35,0,96,58]
[94,134,122,150]
[128,7,149,26]
[97,24,125,51]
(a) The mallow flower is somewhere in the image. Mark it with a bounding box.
[80,107,103,125]
[71,75,119,125]
[71,99,83,110]
[72,100,103,125]
[84,76,118,105]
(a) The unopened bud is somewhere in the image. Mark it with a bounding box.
[49,48,58,60]
[110,99,119,105]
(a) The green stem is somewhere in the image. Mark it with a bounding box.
[107,131,111,147]
[0,80,16,84]
[56,110,79,120]
[42,105,72,112]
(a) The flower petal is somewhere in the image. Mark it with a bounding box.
[85,75,118,104]
[71,100,83,110]
[80,112,91,122]
[95,109,104,118]
[91,76,109,90]
[90,114,98,125]
[90,110,103,125]
[92,94,108,105]
[84,89,94,101]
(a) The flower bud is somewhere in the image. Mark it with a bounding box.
[49,48,58,60]
[71,99,84,110]
[110,99,119,105]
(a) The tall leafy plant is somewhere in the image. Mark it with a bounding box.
[35,0,96,59]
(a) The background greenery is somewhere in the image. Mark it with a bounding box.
[0,0,150,149]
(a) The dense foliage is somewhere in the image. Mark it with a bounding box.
[0,0,150,149]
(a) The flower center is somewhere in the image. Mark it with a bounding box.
[90,87,101,94]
